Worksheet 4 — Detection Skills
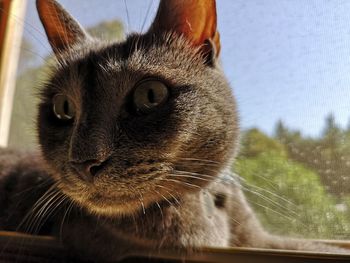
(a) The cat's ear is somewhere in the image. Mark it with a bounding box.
[36,0,90,54]
[149,0,221,63]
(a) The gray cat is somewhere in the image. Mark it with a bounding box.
[0,0,348,261]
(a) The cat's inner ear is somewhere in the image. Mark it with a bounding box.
[36,0,90,54]
[149,0,221,62]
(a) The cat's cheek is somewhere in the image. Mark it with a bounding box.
[38,104,74,150]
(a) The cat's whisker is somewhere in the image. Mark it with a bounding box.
[128,184,146,215]
[169,173,214,183]
[157,177,202,190]
[154,184,244,228]
[222,170,297,208]
[17,45,48,64]
[233,170,279,190]
[168,173,299,218]
[59,200,74,241]
[204,182,300,221]
[141,0,154,33]
[230,188,302,226]
[240,186,299,218]
[27,190,64,234]
[153,188,178,214]
[172,170,219,179]
[24,195,68,258]
[155,201,164,220]
[23,185,62,231]
[155,184,181,206]
[16,184,59,232]
[123,0,131,35]
[0,186,56,257]
[239,179,298,208]
[168,169,300,219]
[248,200,302,226]
[176,157,221,165]
[137,191,146,215]
[175,164,222,176]
[170,170,236,186]
[14,188,65,257]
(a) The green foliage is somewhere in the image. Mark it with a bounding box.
[236,128,350,239]
[87,20,124,41]
[240,128,287,158]
[9,67,42,148]
[235,152,350,239]
[275,118,350,197]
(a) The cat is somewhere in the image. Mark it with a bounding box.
[0,0,348,261]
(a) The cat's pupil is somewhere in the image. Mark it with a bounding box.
[147,89,155,104]
[52,94,75,120]
[63,100,69,115]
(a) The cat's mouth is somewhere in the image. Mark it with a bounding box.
[58,161,213,216]
[59,166,172,216]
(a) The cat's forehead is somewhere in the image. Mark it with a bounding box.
[56,34,210,89]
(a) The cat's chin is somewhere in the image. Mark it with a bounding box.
[68,191,154,217]
[84,200,145,217]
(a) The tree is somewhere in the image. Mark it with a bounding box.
[322,113,341,138]
[234,152,350,239]
[87,21,124,41]
[237,126,350,239]
[275,120,288,141]
[273,115,350,197]
[239,128,286,158]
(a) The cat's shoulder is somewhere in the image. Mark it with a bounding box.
[0,148,49,181]
[0,148,54,231]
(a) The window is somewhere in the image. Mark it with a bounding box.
[1,0,350,262]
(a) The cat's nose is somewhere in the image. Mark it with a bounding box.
[70,159,107,182]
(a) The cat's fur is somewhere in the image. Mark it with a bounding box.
[0,0,348,261]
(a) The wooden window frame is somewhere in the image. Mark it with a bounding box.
[0,0,11,51]
[0,0,26,147]
[0,231,350,262]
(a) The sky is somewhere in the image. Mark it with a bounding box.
[21,0,350,137]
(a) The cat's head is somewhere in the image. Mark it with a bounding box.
[36,0,239,216]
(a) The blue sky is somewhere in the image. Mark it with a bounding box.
[23,0,350,137]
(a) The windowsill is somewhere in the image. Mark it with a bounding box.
[1,231,350,262]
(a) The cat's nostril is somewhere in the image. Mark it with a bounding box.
[89,162,104,177]
[70,159,106,182]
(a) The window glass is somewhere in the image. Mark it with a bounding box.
[9,0,350,241]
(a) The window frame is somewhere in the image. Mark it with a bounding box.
[0,231,350,262]
[0,0,26,147]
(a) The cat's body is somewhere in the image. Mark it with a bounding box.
[0,0,348,261]
[0,149,233,260]
[1,150,345,261]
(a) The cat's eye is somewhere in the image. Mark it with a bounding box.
[133,80,169,114]
[52,94,76,120]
